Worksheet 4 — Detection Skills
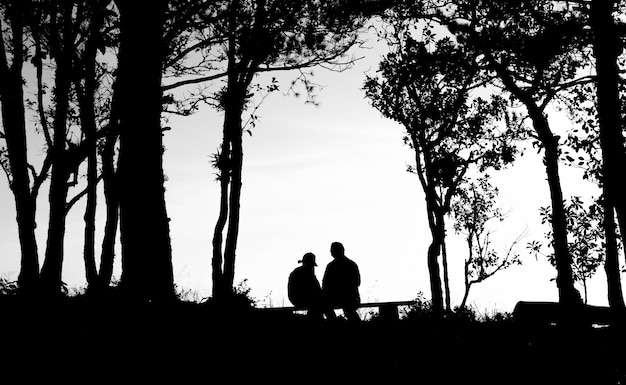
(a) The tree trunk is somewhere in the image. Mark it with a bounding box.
[99,128,119,288]
[77,12,102,288]
[211,135,230,298]
[427,218,445,315]
[40,5,74,293]
[40,164,71,292]
[83,146,98,286]
[528,108,579,306]
[223,97,244,293]
[460,236,473,309]
[590,0,626,309]
[603,206,623,307]
[0,1,40,292]
[115,0,174,302]
[412,134,444,314]
[213,82,246,298]
[460,282,472,310]
[441,234,451,312]
[211,4,248,299]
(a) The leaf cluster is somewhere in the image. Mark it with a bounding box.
[364,31,520,187]
[446,0,593,111]
[529,195,606,284]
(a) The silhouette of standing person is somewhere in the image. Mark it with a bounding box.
[322,242,361,322]
[288,252,324,320]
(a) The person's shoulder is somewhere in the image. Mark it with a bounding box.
[347,257,359,268]
[345,256,357,264]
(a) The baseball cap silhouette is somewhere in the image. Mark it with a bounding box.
[298,252,317,266]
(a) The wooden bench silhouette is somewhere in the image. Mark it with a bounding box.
[259,300,417,321]
[513,301,621,327]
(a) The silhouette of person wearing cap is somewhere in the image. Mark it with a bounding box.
[288,252,324,320]
[322,242,361,322]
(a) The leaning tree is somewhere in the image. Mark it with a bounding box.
[445,0,593,307]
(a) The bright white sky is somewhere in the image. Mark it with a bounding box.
[0,25,614,314]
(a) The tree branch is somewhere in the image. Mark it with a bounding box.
[161,71,227,91]
[65,174,104,214]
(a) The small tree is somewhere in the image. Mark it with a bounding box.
[528,196,605,304]
[364,27,518,314]
[451,175,523,309]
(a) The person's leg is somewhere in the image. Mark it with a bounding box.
[343,307,360,323]
[308,308,324,321]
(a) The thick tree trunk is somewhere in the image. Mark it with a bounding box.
[0,2,40,292]
[116,0,174,302]
[590,0,626,309]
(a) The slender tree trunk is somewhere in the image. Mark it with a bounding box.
[223,93,245,293]
[461,283,471,309]
[211,136,230,298]
[460,237,473,309]
[412,134,444,314]
[427,217,445,315]
[214,83,246,298]
[590,0,626,309]
[0,1,40,292]
[441,233,451,312]
[83,147,98,286]
[99,128,119,287]
[528,108,579,306]
[212,2,249,298]
[211,20,238,299]
[40,4,74,292]
[116,0,174,302]
[604,206,624,307]
[77,10,102,288]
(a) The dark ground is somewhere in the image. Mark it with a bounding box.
[1,294,625,384]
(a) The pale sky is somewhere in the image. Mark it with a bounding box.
[0,26,613,314]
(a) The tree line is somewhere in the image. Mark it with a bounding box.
[1,0,626,317]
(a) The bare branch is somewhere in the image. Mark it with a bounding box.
[65,174,104,214]
[33,31,53,148]
[161,71,227,91]
[31,153,53,198]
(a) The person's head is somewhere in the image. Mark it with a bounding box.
[330,242,345,259]
[298,252,317,267]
